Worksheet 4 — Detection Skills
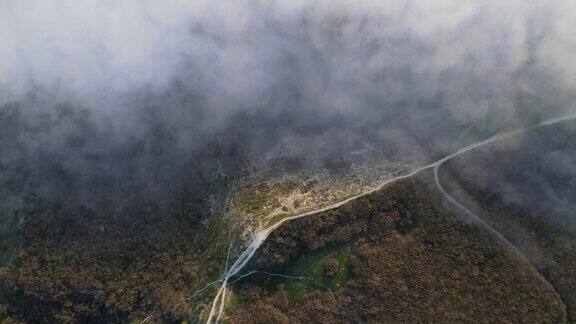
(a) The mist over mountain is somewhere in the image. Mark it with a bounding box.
[2,1,576,322]
[1,1,575,216]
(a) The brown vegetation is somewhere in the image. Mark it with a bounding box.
[0,200,206,322]
[439,126,576,321]
[230,175,565,323]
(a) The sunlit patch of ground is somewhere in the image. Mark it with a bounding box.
[229,159,413,234]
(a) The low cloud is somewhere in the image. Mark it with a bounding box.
[0,0,575,217]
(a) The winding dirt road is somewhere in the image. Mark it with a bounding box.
[206,112,576,323]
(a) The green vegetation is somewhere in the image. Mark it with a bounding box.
[242,245,352,308]
[314,249,351,290]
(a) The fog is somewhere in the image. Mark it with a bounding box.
[1,0,575,219]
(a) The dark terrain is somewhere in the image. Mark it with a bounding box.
[227,123,576,323]
[441,121,576,321]
[0,199,208,322]
[1,123,574,322]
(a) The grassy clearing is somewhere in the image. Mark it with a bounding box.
[235,244,353,308]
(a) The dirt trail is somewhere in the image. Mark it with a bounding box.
[206,112,576,323]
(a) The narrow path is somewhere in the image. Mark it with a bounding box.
[433,164,568,321]
[206,112,576,323]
